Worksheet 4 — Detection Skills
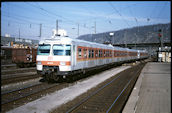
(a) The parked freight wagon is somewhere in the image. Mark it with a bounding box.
[12,47,37,67]
[1,46,12,59]
[1,46,13,64]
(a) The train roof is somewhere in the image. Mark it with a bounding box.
[1,46,13,48]
[39,36,145,52]
[39,36,114,49]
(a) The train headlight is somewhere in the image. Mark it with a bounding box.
[37,61,42,65]
[60,61,66,66]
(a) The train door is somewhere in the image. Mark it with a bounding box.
[95,48,98,66]
[72,45,76,67]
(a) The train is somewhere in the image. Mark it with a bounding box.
[1,46,37,67]
[36,36,149,82]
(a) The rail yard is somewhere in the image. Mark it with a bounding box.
[1,2,170,113]
[1,36,170,113]
[1,59,147,113]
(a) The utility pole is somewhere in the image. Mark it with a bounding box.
[56,20,58,35]
[19,28,20,39]
[135,18,139,50]
[124,30,127,48]
[134,33,137,49]
[158,28,164,62]
[161,29,163,49]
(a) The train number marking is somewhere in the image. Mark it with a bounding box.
[47,62,53,64]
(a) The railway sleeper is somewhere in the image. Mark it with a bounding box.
[16,62,35,68]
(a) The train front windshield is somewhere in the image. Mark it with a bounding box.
[53,44,71,56]
[37,44,51,55]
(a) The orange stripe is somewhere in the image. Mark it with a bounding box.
[40,61,71,66]
[77,57,110,62]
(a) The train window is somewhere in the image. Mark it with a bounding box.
[95,50,98,58]
[117,51,120,56]
[108,50,110,57]
[53,44,71,56]
[37,44,51,55]
[89,49,92,58]
[84,49,87,58]
[114,51,116,57]
[108,50,109,57]
[78,48,82,58]
[100,50,102,57]
[65,45,71,56]
[96,50,98,58]
[92,49,94,58]
[98,50,100,57]
[104,50,106,57]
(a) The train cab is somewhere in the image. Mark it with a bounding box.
[36,37,73,81]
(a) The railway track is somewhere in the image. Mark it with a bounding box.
[1,61,146,113]
[1,67,36,75]
[1,64,17,70]
[1,83,57,105]
[1,72,41,85]
[1,66,40,85]
[1,82,69,113]
[52,63,145,113]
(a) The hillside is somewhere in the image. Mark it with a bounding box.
[77,23,171,45]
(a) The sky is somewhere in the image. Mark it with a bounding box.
[1,1,171,40]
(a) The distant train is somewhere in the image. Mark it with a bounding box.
[1,46,37,67]
[36,36,149,82]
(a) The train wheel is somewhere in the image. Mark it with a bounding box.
[66,74,72,83]
[52,74,60,82]
[45,74,51,82]
[24,64,28,68]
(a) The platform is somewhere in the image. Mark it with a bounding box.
[123,62,171,113]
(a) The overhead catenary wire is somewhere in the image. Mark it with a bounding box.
[2,12,59,30]
[25,2,77,25]
[102,2,140,32]
[2,15,56,39]
[2,13,40,25]
[2,2,169,39]
[32,2,94,31]
[108,2,131,28]
[128,6,140,27]
[156,2,167,21]
[6,2,55,22]
[148,2,158,24]
[3,2,96,38]
[2,10,54,24]
[5,3,62,38]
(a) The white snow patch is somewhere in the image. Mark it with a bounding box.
[7,66,130,113]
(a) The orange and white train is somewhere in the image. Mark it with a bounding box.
[36,36,148,81]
